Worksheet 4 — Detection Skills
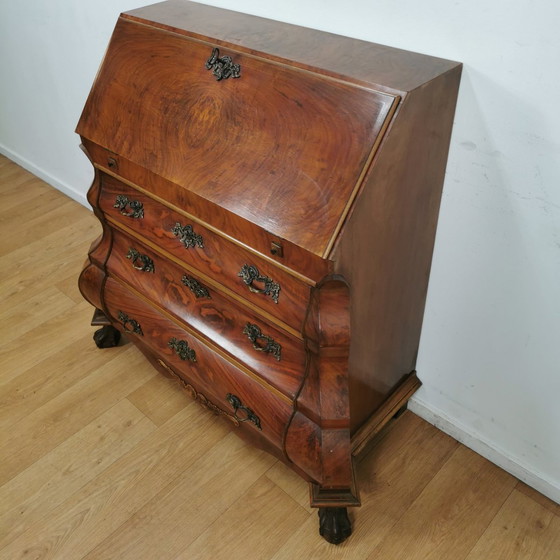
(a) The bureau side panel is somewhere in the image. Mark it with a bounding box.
[332,65,462,433]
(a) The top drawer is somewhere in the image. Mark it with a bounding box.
[99,174,311,332]
[77,17,397,257]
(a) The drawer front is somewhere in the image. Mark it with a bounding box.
[103,277,293,449]
[106,228,306,399]
[99,174,311,331]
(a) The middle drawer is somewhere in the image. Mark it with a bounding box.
[106,228,306,400]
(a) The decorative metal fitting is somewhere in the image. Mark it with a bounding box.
[243,323,282,361]
[172,222,204,249]
[205,47,241,81]
[126,248,155,273]
[238,264,280,304]
[168,337,197,362]
[113,195,144,219]
[181,275,210,299]
[117,311,143,335]
[157,360,241,427]
[226,393,261,430]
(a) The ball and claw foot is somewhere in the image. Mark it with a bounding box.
[318,507,352,545]
[93,325,121,348]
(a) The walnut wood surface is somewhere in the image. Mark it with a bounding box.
[75,0,462,535]
[77,17,396,257]
[107,228,306,399]
[102,276,293,451]
[333,64,462,432]
[82,140,331,284]
[99,173,311,331]
[286,278,357,498]
[124,0,459,94]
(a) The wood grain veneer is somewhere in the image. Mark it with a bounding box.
[76,0,462,543]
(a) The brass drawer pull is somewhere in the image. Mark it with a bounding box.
[126,248,155,272]
[205,47,241,81]
[168,337,197,362]
[238,264,280,304]
[113,195,144,218]
[226,393,261,430]
[117,311,143,335]
[172,222,204,249]
[243,323,282,361]
[181,275,210,299]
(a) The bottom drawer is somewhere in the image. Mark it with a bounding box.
[102,277,294,451]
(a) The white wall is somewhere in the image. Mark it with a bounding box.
[0,0,140,205]
[1,1,559,502]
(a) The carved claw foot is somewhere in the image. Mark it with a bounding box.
[318,507,352,545]
[93,324,121,348]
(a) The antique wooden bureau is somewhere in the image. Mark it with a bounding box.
[77,0,461,544]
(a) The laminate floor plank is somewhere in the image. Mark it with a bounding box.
[0,301,101,385]
[175,474,310,560]
[516,481,560,518]
[55,269,94,304]
[271,412,460,560]
[464,489,560,560]
[0,155,15,172]
[0,170,51,213]
[82,433,277,560]
[0,404,230,560]
[365,445,518,560]
[0,333,118,431]
[0,180,64,227]
[0,217,97,301]
[0,399,156,548]
[0,167,74,224]
[0,199,88,257]
[0,285,75,346]
[265,459,313,511]
[127,372,190,427]
[0,345,155,486]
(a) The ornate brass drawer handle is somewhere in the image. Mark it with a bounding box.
[243,323,282,361]
[117,311,143,335]
[168,337,197,362]
[113,195,144,218]
[237,264,280,304]
[181,275,210,299]
[226,393,262,430]
[172,222,204,249]
[126,248,155,272]
[205,47,241,81]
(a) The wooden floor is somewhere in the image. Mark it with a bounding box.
[0,154,559,560]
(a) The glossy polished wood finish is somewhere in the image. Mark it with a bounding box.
[102,277,293,450]
[106,229,306,399]
[82,139,331,284]
[123,0,459,93]
[98,174,312,331]
[77,17,397,257]
[77,0,461,543]
[335,63,464,433]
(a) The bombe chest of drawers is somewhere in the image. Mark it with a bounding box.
[77,0,461,544]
